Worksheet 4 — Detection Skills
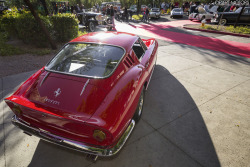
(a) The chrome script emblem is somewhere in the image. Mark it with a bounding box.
[54,88,61,98]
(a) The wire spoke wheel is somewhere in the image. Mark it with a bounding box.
[133,89,145,123]
[89,22,95,32]
[219,19,227,25]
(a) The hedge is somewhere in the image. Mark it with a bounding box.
[1,9,79,47]
[50,13,79,42]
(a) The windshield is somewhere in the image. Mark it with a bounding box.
[46,43,125,78]
[130,5,136,9]
[152,8,160,12]
[173,9,182,12]
[235,7,242,13]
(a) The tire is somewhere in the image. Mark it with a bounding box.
[219,19,227,25]
[201,16,205,22]
[133,89,145,123]
[88,22,95,32]
[107,26,112,31]
[81,15,86,25]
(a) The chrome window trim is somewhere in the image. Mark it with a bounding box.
[45,42,126,79]
[132,38,146,62]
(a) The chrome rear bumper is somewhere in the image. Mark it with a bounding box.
[11,115,135,156]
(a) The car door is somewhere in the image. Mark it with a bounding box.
[241,8,250,24]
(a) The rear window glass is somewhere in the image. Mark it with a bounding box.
[46,43,125,78]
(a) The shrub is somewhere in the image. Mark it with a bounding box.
[50,13,79,42]
[166,9,171,14]
[15,13,53,47]
[225,25,250,34]
[1,7,20,37]
[132,15,143,20]
[1,11,79,47]
[202,25,218,31]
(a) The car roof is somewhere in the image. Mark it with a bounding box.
[70,32,138,51]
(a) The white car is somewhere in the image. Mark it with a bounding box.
[189,5,218,21]
[149,8,161,19]
[170,8,183,18]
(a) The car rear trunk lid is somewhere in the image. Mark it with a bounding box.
[24,72,107,122]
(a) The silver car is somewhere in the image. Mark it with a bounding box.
[149,8,161,19]
[170,8,184,18]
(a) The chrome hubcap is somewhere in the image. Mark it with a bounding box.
[89,23,94,31]
[138,94,144,116]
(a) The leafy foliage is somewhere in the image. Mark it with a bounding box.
[225,25,250,34]
[132,14,143,20]
[15,13,52,47]
[1,7,20,37]
[50,13,79,42]
[202,25,250,35]
[1,8,79,47]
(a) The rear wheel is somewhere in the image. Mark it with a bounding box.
[107,26,112,31]
[201,16,205,22]
[88,22,95,32]
[133,89,145,123]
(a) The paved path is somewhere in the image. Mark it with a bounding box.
[114,20,250,58]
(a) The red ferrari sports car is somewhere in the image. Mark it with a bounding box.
[5,31,158,160]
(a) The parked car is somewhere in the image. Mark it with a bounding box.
[100,1,121,14]
[129,4,137,13]
[141,5,147,12]
[5,31,158,160]
[189,5,218,21]
[0,0,8,14]
[170,8,184,18]
[149,8,161,19]
[211,7,250,25]
[78,11,112,32]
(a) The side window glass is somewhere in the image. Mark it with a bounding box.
[132,39,145,60]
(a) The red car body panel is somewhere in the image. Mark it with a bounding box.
[5,32,158,153]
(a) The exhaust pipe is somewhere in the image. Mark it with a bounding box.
[86,154,98,161]
[23,131,32,136]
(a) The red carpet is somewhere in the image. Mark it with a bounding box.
[116,21,250,58]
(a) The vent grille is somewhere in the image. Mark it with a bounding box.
[123,55,134,68]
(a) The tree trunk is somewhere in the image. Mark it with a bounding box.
[40,0,49,16]
[234,5,245,28]
[23,0,57,50]
[137,0,140,14]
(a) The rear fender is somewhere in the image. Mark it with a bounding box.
[12,67,44,96]
[86,65,144,144]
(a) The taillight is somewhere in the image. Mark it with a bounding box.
[93,129,106,142]
[5,100,22,116]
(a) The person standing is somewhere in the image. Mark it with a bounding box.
[96,3,99,13]
[110,5,115,29]
[145,7,149,22]
[124,7,128,22]
[106,5,111,16]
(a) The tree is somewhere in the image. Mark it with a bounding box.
[40,0,49,15]
[23,0,57,50]
[234,5,245,28]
